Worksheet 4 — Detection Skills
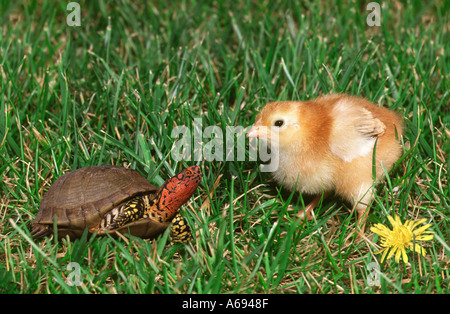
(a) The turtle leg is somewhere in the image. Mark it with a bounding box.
[107,197,145,230]
[170,212,192,243]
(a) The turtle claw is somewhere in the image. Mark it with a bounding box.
[31,224,51,238]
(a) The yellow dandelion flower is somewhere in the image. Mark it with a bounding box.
[370,215,434,264]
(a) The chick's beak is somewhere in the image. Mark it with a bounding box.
[248,127,270,140]
[247,125,260,138]
[247,119,268,139]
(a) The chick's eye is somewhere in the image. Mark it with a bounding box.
[274,120,284,127]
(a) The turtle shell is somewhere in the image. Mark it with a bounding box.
[31,165,169,239]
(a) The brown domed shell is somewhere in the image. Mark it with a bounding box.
[32,165,163,238]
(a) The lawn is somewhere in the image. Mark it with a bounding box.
[0,0,449,294]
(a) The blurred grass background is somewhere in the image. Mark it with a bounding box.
[0,0,449,293]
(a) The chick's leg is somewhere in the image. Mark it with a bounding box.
[352,188,374,239]
[356,205,369,234]
[296,192,330,222]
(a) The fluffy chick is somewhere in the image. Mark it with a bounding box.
[247,94,404,235]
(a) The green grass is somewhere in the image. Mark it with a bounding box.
[1,0,449,294]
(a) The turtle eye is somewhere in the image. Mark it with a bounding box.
[274,120,284,127]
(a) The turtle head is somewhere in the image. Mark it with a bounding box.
[152,165,202,222]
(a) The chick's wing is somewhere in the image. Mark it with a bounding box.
[329,100,386,162]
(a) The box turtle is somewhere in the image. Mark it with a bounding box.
[31,165,202,243]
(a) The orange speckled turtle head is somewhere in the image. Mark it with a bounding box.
[148,165,202,222]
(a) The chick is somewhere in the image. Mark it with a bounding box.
[247,94,404,235]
